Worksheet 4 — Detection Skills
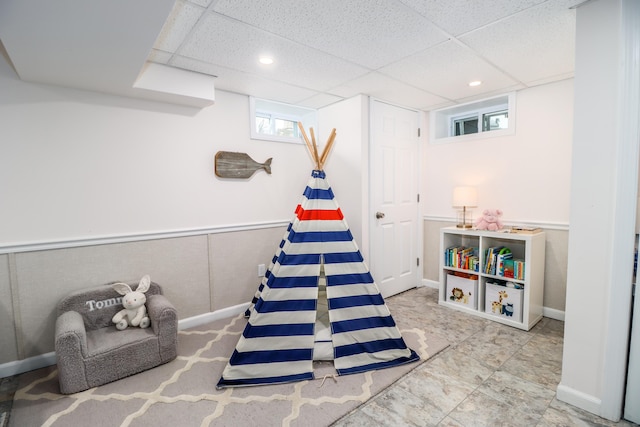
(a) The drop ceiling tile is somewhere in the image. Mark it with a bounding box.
[459,1,576,85]
[297,93,346,109]
[154,0,205,53]
[212,0,449,69]
[525,71,574,88]
[398,0,545,36]
[330,72,450,110]
[178,12,369,91]
[171,56,319,104]
[379,40,520,101]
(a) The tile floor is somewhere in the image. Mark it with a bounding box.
[334,286,639,427]
[0,286,638,427]
[0,375,17,427]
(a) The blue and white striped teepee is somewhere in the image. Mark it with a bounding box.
[216,126,419,388]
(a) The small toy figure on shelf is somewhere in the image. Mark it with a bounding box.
[475,209,504,231]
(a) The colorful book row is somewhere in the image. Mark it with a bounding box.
[484,246,511,276]
[484,246,525,280]
[444,246,479,272]
[446,246,525,279]
[504,259,526,280]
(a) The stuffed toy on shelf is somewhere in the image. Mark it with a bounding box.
[475,209,504,231]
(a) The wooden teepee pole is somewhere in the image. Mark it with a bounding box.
[319,128,337,170]
[297,123,336,170]
[297,122,320,169]
[309,127,320,169]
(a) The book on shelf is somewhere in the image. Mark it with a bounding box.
[510,226,542,234]
[469,256,479,272]
[503,259,515,278]
[513,259,525,280]
[484,247,495,274]
[496,251,513,276]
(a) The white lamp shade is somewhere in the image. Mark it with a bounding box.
[452,186,478,208]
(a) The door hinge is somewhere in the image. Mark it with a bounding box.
[417,194,420,203]
[417,258,420,267]
[418,128,421,137]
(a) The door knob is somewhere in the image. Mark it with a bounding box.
[376,211,385,219]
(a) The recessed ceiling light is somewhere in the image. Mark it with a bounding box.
[469,80,482,87]
[259,56,274,65]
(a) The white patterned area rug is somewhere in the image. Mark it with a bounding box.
[9,308,447,427]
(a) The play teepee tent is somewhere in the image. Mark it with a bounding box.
[217,125,419,388]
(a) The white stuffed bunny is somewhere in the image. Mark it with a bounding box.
[111,275,151,330]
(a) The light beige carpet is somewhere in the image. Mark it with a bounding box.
[9,308,448,427]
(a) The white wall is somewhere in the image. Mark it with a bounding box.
[0,53,377,373]
[0,54,312,248]
[319,96,370,259]
[424,79,574,226]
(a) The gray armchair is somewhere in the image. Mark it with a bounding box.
[55,281,177,394]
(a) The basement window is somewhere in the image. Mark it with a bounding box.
[250,97,317,144]
[452,115,480,136]
[431,93,515,143]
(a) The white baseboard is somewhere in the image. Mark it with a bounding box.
[0,352,57,379]
[421,278,439,289]
[543,306,566,321]
[0,303,250,378]
[177,303,249,330]
[556,383,603,417]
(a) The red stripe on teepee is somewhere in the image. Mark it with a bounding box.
[296,207,344,221]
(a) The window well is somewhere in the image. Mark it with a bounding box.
[250,97,317,144]
[431,93,515,143]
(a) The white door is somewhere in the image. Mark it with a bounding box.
[370,100,420,298]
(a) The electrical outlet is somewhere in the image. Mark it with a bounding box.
[258,263,266,277]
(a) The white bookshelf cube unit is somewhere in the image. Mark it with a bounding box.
[439,227,546,330]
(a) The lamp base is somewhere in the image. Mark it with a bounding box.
[456,209,474,229]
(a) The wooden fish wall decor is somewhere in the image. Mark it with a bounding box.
[214,151,272,179]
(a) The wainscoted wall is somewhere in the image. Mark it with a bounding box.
[0,254,17,364]
[209,226,287,312]
[1,218,569,372]
[0,225,287,367]
[423,218,569,317]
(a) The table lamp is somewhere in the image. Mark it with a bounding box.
[453,186,478,229]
